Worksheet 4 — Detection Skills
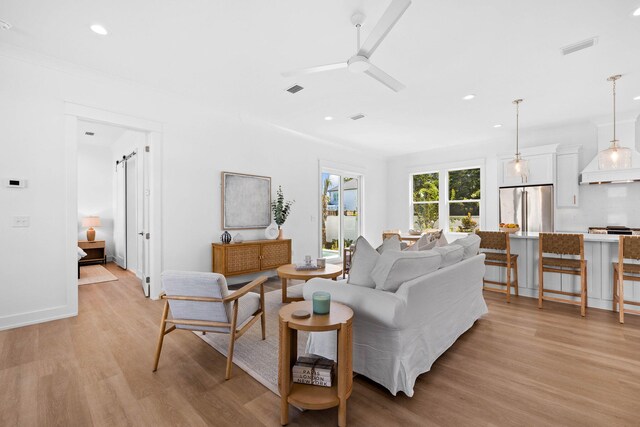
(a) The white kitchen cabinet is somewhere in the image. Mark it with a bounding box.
[556,152,580,207]
[499,153,555,187]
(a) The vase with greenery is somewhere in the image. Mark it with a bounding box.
[271,186,294,239]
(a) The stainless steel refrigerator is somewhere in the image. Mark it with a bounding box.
[499,185,554,232]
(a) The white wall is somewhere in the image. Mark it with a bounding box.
[0,46,387,329]
[387,120,640,235]
[77,143,114,258]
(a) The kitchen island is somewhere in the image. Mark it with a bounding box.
[484,232,633,311]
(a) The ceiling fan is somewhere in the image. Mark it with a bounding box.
[282,0,412,92]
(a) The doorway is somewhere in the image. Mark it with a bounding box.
[320,170,362,260]
[66,103,162,302]
[77,121,150,296]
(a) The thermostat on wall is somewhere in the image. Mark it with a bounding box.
[6,179,27,188]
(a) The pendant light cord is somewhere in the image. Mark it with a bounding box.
[513,99,523,156]
[608,75,621,145]
[612,77,616,143]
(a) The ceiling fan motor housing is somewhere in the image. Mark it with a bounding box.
[348,55,371,73]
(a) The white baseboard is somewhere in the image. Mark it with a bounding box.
[0,305,77,331]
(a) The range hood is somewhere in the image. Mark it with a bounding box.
[580,115,640,184]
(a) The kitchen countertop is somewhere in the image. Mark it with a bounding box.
[508,231,622,242]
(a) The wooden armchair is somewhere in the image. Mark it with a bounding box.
[152,271,267,379]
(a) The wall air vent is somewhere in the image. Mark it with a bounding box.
[561,37,598,56]
[285,84,304,94]
[85,131,95,136]
[350,114,365,121]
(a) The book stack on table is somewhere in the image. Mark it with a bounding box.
[292,354,335,387]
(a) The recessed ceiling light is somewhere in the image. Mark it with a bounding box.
[462,94,476,100]
[90,24,108,35]
[633,7,640,16]
[634,95,640,101]
[324,116,334,121]
[493,124,502,128]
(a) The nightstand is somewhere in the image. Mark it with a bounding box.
[78,240,106,265]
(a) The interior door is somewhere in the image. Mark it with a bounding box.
[140,145,150,296]
[114,162,127,269]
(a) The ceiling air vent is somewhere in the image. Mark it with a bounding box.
[285,84,304,94]
[85,131,95,136]
[350,114,365,121]
[561,37,598,56]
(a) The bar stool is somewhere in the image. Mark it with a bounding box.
[612,235,640,323]
[476,231,519,303]
[538,233,587,317]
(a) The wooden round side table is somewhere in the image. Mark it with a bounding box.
[278,301,353,427]
[276,264,343,303]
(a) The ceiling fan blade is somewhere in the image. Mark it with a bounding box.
[364,64,405,92]
[358,0,411,59]
[281,62,347,77]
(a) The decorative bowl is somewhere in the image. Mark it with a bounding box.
[499,226,520,233]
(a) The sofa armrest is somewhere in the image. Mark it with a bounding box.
[303,279,406,328]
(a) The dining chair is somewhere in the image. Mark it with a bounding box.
[612,235,640,323]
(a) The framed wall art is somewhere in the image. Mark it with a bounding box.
[222,171,271,229]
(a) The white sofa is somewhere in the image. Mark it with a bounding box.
[303,253,487,397]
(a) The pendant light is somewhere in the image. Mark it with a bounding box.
[506,99,529,179]
[598,75,632,170]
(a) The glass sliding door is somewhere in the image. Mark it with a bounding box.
[321,171,360,259]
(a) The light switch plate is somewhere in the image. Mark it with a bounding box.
[12,216,30,227]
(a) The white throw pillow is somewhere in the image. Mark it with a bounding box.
[435,233,448,247]
[451,234,481,259]
[371,250,442,292]
[403,234,437,252]
[377,234,402,254]
[347,236,379,288]
[433,244,464,268]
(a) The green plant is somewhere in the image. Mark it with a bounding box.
[456,211,478,232]
[271,186,294,228]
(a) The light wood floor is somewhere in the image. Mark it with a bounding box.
[1,264,640,426]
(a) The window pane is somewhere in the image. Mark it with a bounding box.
[448,168,480,200]
[343,177,358,249]
[413,203,439,230]
[412,173,439,202]
[449,202,480,232]
[321,173,340,258]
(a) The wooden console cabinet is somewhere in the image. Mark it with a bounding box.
[78,240,106,265]
[212,239,291,276]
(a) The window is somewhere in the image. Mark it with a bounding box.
[448,168,480,232]
[321,171,361,259]
[411,172,439,229]
[410,166,481,233]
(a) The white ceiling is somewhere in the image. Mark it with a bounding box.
[2,0,640,156]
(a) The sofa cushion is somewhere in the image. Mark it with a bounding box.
[347,236,379,288]
[433,244,464,268]
[403,234,437,252]
[371,250,442,292]
[377,234,402,253]
[451,234,481,259]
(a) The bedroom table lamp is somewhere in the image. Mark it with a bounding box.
[82,216,101,241]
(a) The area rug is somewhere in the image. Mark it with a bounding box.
[78,264,118,285]
[196,286,308,396]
